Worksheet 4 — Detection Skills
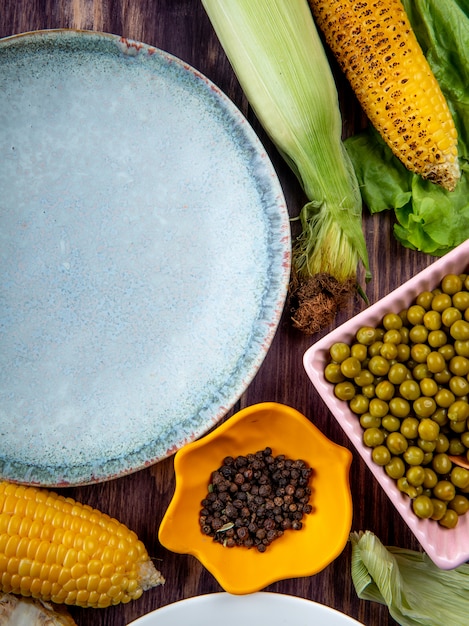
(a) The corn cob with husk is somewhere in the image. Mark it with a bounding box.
[202,0,370,334]
[0,481,164,609]
[0,592,78,625]
[309,0,460,192]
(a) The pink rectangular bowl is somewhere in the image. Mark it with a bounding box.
[304,238,469,569]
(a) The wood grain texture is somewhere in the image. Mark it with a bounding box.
[1,2,436,625]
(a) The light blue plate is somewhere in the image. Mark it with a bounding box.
[0,30,291,486]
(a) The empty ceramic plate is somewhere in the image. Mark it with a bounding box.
[0,30,291,486]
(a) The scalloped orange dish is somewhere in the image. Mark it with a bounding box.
[158,402,352,594]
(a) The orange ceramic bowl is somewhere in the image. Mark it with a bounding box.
[158,402,352,594]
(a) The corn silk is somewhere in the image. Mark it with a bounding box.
[345,0,469,256]
[350,531,469,626]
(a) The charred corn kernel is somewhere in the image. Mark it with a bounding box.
[309,0,460,191]
[0,481,164,608]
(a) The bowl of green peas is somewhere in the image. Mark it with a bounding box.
[304,238,469,570]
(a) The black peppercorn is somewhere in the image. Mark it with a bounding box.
[199,448,314,552]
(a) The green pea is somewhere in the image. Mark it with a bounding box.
[334,381,356,401]
[448,437,466,456]
[411,342,431,363]
[430,498,447,521]
[369,398,389,418]
[450,418,467,434]
[363,427,385,448]
[351,343,368,362]
[361,384,376,399]
[450,467,469,490]
[432,293,452,312]
[419,377,438,397]
[387,363,408,385]
[451,319,469,341]
[434,388,456,408]
[355,327,377,346]
[432,453,453,476]
[406,465,425,487]
[385,457,406,480]
[359,413,381,429]
[381,415,401,432]
[428,329,447,348]
[448,400,469,422]
[435,433,450,453]
[412,495,434,519]
[330,342,351,363]
[400,417,419,439]
[413,396,437,418]
[418,418,440,442]
[453,291,469,311]
[368,341,384,357]
[449,376,469,397]
[418,436,437,452]
[324,363,346,384]
[386,432,408,455]
[396,343,411,362]
[433,480,456,502]
[426,351,446,374]
[397,477,418,498]
[442,273,463,295]
[407,304,426,325]
[340,356,362,378]
[449,355,469,376]
[380,342,398,361]
[412,363,431,381]
[409,327,429,346]
[383,313,403,330]
[404,446,425,466]
[354,369,374,387]
[439,344,456,361]
[423,468,438,489]
[431,408,449,428]
[441,306,462,328]
[371,445,391,466]
[423,310,442,331]
[449,494,469,515]
[399,380,421,401]
[439,509,459,528]
[416,291,434,310]
[349,394,370,415]
[368,355,390,376]
[434,368,452,385]
[455,340,469,357]
[389,397,410,418]
[375,380,395,401]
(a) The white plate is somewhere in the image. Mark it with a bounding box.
[0,30,290,486]
[127,593,364,626]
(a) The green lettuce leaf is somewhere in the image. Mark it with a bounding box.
[344,0,469,256]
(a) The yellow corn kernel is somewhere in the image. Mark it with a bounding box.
[0,481,164,608]
[309,0,460,191]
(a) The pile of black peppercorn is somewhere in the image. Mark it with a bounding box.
[199,447,314,552]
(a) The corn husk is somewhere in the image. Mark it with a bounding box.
[0,593,77,625]
[350,531,469,626]
[201,0,370,334]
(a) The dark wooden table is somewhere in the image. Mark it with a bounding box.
[1,2,436,625]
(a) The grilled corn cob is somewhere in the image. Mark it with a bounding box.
[309,0,460,191]
[0,482,165,608]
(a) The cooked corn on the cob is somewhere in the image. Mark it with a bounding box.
[309,0,460,191]
[0,482,164,609]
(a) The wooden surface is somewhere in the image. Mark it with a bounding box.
[1,2,437,625]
